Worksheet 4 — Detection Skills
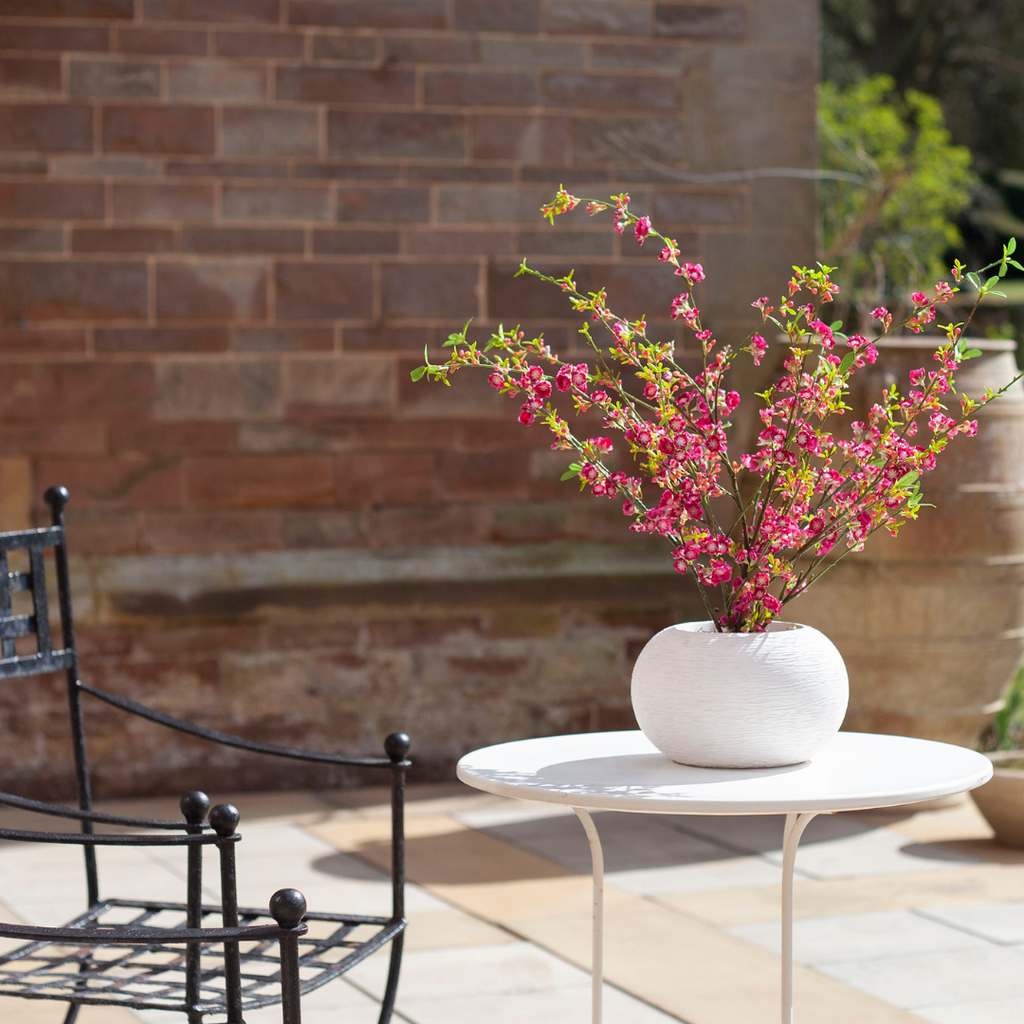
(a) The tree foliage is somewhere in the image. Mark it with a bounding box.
[819,75,976,324]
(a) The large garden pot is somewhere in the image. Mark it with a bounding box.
[787,339,1024,747]
[630,620,849,768]
[971,752,1024,847]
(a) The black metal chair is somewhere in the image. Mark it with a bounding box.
[0,487,409,1024]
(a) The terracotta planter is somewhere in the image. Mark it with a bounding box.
[630,620,849,768]
[971,752,1024,847]
[787,340,1024,746]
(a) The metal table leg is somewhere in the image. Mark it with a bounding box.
[780,812,817,1024]
[574,807,604,1024]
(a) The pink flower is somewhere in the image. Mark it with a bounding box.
[634,216,651,244]
[643,382,658,400]
[911,291,928,305]
[809,319,834,349]
[677,262,705,284]
[518,406,535,425]
[863,343,878,364]
[724,391,741,412]
[487,372,504,389]
[670,293,689,319]
[909,368,926,386]
[591,436,613,453]
[534,379,552,399]
[659,246,674,262]
[555,366,572,392]
[695,329,713,342]
[750,333,767,365]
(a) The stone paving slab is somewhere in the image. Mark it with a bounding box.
[0,784,1018,1022]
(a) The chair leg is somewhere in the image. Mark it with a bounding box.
[61,1003,80,1024]
[377,932,405,1024]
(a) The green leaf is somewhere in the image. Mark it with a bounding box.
[1008,237,1017,255]
[897,470,920,487]
[966,272,982,289]
[1010,260,1024,272]
[560,469,579,481]
[829,320,843,331]
[410,366,427,381]
[962,348,983,359]
[838,351,856,374]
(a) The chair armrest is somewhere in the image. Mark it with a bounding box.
[0,828,233,847]
[80,682,410,770]
[0,789,200,831]
[0,918,303,945]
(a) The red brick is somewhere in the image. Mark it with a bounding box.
[0,104,93,153]
[183,227,303,255]
[222,108,319,158]
[343,325,451,353]
[655,3,747,39]
[437,185,550,223]
[217,30,305,59]
[283,508,363,547]
[0,58,61,97]
[312,229,398,255]
[544,73,682,110]
[95,327,229,353]
[155,360,280,420]
[274,262,373,320]
[59,510,141,555]
[383,34,477,64]
[295,162,401,180]
[425,71,538,107]
[286,356,392,412]
[139,509,284,553]
[337,187,428,223]
[406,229,513,257]
[590,42,689,68]
[453,0,540,32]
[0,363,153,421]
[37,457,185,511]
[143,0,281,23]
[156,261,268,321]
[116,27,208,56]
[440,450,530,499]
[70,59,160,98]
[72,227,176,253]
[0,421,105,457]
[0,25,109,53]
[0,261,147,320]
[168,61,266,102]
[0,182,103,220]
[470,115,566,162]
[517,229,612,256]
[102,105,215,155]
[0,0,132,15]
[335,453,435,505]
[382,263,479,318]
[165,160,285,179]
[112,182,215,221]
[232,327,333,352]
[276,65,415,104]
[110,422,236,455]
[222,184,330,222]
[0,327,86,355]
[545,0,651,35]
[186,455,335,509]
[288,0,445,29]
[652,190,745,225]
[311,34,377,61]
[0,227,64,252]
[365,501,491,546]
[328,111,467,160]
[572,115,686,163]
[407,165,513,183]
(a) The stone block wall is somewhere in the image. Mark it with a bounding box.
[0,0,818,797]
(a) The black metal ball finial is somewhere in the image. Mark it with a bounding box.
[208,803,240,836]
[270,888,307,928]
[43,486,70,523]
[384,732,411,762]
[179,790,211,824]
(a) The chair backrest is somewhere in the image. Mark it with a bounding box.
[0,487,99,902]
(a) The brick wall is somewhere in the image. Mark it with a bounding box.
[0,0,818,797]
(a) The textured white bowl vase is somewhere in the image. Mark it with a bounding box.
[630,621,850,768]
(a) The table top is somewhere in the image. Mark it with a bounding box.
[456,731,994,815]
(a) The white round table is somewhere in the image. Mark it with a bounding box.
[457,730,993,1024]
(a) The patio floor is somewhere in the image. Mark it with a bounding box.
[0,781,1021,1024]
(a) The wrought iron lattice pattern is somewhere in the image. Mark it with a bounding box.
[0,899,403,1014]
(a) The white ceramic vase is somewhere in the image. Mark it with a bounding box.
[630,621,849,768]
